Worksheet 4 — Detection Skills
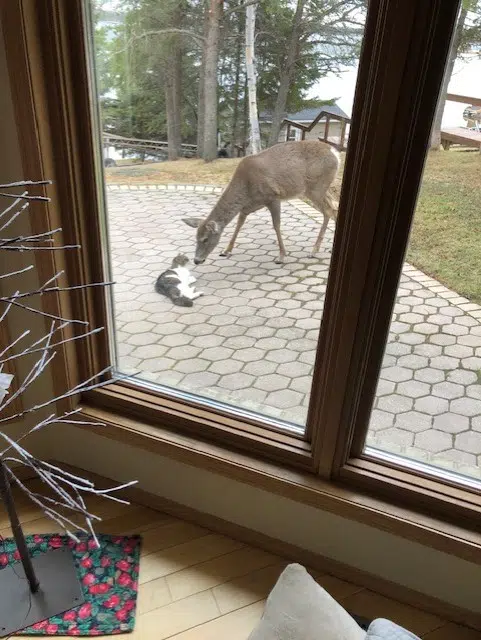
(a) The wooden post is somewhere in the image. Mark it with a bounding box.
[340,119,347,149]
[325,115,331,142]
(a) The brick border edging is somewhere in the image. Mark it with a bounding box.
[106,183,223,194]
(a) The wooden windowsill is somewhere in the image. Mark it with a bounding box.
[80,400,481,566]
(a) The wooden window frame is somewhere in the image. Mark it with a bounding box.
[2,0,480,559]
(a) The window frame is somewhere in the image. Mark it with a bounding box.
[3,0,480,544]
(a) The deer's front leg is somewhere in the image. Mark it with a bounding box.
[268,200,287,264]
[220,212,248,257]
[311,212,330,257]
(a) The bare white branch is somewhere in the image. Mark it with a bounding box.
[0,264,34,279]
[0,180,52,188]
[0,179,135,544]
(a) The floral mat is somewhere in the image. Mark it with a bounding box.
[0,533,141,636]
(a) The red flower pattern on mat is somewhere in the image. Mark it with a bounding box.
[115,559,130,572]
[82,573,96,587]
[117,572,131,587]
[49,536,63,548]
[104,594,121,609]
[63,611,77,622]
[0,533,141,636]
[78,603,92,620]
[89,582,111,595]
[32,621,48,630]
[115,608,129,622]
[124,599,136,612]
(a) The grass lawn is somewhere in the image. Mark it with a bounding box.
[106,148,481,302]
[408,149,481,304]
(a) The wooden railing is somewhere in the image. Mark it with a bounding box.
[283,110,351,151]
[103,132,197,158]
[441,94,481,151]
[446,93,481,107]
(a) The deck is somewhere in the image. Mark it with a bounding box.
[441,127,481,150]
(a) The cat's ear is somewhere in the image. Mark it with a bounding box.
[182,217,203,229]
[205,220,219,234]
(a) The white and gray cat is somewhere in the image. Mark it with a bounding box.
[155,254,204,307]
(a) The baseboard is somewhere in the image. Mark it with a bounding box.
[48,460,480,633]
[123,483,481,633]
[13,460,480,632]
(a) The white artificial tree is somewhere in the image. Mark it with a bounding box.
[0,180,136,548]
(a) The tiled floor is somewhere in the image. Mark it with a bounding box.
[107,185,481,480]
[2,477,479,639]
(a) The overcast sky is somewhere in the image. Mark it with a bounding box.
[310,55,481,127]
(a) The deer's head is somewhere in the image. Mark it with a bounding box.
[182,217,221,264]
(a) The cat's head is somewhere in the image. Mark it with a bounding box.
[172,253,190,268]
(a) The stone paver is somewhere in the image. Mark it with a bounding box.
[107,185,481,481]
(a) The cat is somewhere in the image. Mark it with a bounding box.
[154,253,204,307]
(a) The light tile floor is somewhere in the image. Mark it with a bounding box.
[3,477,479,639]
[107,185,481,481]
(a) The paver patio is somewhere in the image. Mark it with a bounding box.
[106,184,481,481]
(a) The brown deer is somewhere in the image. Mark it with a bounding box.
[182,140,340,265]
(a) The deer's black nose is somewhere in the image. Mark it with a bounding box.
[194,258,204,265]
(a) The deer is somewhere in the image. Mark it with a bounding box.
[182,140,340,265]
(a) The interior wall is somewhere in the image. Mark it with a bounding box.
[50,424,481,615]
[0,22,53,461]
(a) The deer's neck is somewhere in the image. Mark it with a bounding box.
[206,178,245,230]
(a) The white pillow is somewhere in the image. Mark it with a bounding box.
[248,564,366,640]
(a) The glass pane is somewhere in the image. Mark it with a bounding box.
[366,9,481,484]
[88,0,367,433]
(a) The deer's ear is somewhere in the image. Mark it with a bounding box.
[205,220,219,234]
[182,217,203,229]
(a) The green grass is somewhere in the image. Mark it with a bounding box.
[106,148,481,302]
[407,149,481,303]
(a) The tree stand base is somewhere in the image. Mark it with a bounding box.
[0,547,84,637]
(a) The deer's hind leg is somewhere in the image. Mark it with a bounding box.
[220,212,248,257]
[308,188,338,257]
[267,199,287,264]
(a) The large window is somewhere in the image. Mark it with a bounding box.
[3,0,480,534]
[363,23,481,486]
[89,0,368,434]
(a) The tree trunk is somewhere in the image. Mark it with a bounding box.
[231,14,242,147]
[267,0,306,147]
[165,64,182,159]
[164,4,183,160]
[242,72,248,153]
[245,2,261,154]
[197,1,209,156]
[430,7,467,149]
[202,0,223,161]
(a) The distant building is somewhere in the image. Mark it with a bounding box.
[259,105,350,146]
